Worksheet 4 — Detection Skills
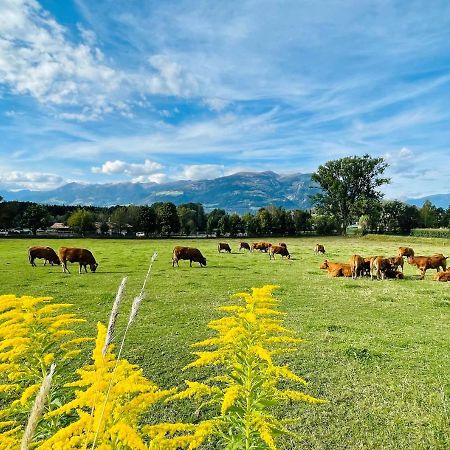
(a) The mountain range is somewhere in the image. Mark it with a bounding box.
[1,171,448,211]
[0,171,321,213]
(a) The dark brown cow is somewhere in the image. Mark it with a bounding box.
[239,242,251,251]
[349,255,364,279]
[370,256,391,280]
[398,246,415,258]
[172,246,206,267]
[269,244,290,260]
[320,260,352,277]
[28,246,60,267]
[278,242,287,248]
[59,247,98,274]
[386,256,404,273]
[218,243,231,253]
[384,268,404,279]
[314,244,325,255]
[251,242,272,252]
[408,255,448,280]
[362,257,374,277]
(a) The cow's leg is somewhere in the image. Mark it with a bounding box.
[44,259,47,266]
[62,261,70,274]
[79,263,82,274]
[190,259,192,267]
[420,268,426,280]
[84,265,88,273]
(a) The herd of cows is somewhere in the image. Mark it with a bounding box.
[27,241,449,281]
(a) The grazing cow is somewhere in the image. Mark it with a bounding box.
[172,246,206,268]
[59,247,98,274]
[218,242,231,253]
[370,256,391,280]
[398,247,415,258]
[314,244,325,255]
[434,270,450,282]
[386,256,404,273]
[319,260,352,277]
[28,246,60,267]
[349,255,365,279]
[239,242,251,251]
[408,255,448,280]
[251,242,272,252]
[269,244,290,260]
[362,257,373,277]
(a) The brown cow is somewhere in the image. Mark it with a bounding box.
[278,242,287,248]
[349,255,364,279]
[362,257,374,277]
[408,255,448,280]
[320,260,352,277]
[384,268,404,279]
[28,246,60,267]
[434,270,450,282]
[398,247,415,258]
[251,242,272,252]
[386,256,404,273]
[172,246,206,267]
[218,243,231,253]
[269,244,290,260]
[59,247,98,274]
[314,244,325,255]
[239,242,251,251]
[370,256,391,280]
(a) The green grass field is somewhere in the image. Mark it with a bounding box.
[1,236,449,449]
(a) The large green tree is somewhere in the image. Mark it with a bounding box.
[67,209,96,236]
[311,154,389,235]
[153,202,180,236]
[21,204,52,234]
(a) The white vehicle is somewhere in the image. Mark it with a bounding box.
[136,232,145,237]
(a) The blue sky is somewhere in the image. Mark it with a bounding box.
[1,0,450,199]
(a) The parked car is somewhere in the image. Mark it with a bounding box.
[136,232,145,237]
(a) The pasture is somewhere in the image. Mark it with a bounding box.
[1,235,449,449]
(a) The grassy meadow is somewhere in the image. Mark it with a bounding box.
[1,235,449,449]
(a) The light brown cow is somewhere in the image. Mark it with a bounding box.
[251,242,272,252]
[172,246,206,267]
[218,242,231,253]
[398,246,415,258]
[269,244,290,260]
[314,244,325,255]
[434,270,450,282]
[408,255,448,280]
[239,242,251,251]
[386,256,404,273]
[59,247,98,274]
[28,246,60,267]
[370,256,391,280]
[320,260,352,277]
[349,255,364,279]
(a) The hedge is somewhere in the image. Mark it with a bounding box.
[410,228,450,238]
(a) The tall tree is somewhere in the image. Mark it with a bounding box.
[153,202,180,236]
[419,200,439,228]
[311,154,389,235]
[67,209,96,236]
[137,205,157,236]
[21,204,52,234]
[110,207,129,234]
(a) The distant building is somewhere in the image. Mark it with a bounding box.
[49,223,71,234]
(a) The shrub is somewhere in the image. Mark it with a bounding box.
[410,228,450,239]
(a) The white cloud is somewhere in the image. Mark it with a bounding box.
[0,170,65,190]
[92,159,162,175]
[131,173,168,184]
[182,164,225,180]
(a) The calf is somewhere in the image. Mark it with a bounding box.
[434,270,450,282]
[314,244,325,255]
[59,247,98,274]
[384,268,404,279]
[398,246,415,258]
[172,246,206,267]
[239,242,251,251]
[218,242,231,253]
[28,246,60,267]
[269,244,290,260]
[408,255,448,280]
[251,242,271,252]
[320,260,352,277]
[349,255,365,279]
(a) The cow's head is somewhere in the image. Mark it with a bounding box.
[90,262,98,272]
[201,257,207,267]
[319,260,328,269]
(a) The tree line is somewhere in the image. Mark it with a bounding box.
[0,154,448,237]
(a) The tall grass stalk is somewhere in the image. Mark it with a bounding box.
[90,252,157,449]
[20,363,56,450]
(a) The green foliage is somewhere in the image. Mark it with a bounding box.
[410,228,450,238]
[137,205,157,236]
[311,154,389,234]
[67,209,96,236]
[312,214,337,235]
[153,202,180,236]
[21,204,52,234]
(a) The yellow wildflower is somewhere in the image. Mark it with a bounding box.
[221,385,240,415]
